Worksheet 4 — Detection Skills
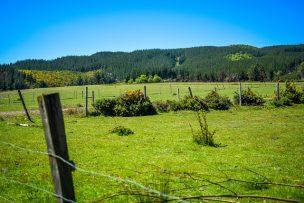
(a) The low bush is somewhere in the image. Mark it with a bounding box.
[114,90,157,117]
[204,90,232,110]
[93,98,116,116]
[234,88,265,106]
[153,100,182,112]
[270,97,292,107]
[181,96,208,111]
[109,126,134,136]
[93,90,157,117]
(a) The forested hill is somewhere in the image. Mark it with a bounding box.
[1,44,304,90]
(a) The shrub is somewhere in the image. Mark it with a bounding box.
[204,90,232,110]
[167,100,182,111]
[153,101,170,112]
[233,88,265,106]
[282,81,303,104]
[190,111,219,147]
[270,97,292,107]
[109,126,134,136]
[114,90,157,117]
[93,98,117,116]
[153,100,182,112]
[181,96,208,111]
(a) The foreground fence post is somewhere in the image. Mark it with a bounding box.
[276,83,280,101]
[177,88,180,102]
[85,87,88,116]
[239,82,242,106]
[144,85,147,100]
[18,90,34,123]
[38,93,76,203]
[188,87,193,98]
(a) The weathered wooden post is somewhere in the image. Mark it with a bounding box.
[239,82,242,106]
[85,87,88,116]
[8,94,10,104]
[38,93,76,203]
[92,90,95,105]
[144,85,147,100]
[177,88,180,102]
[18,90,34,123]
[188,87,193,98]
[276,83,280,101]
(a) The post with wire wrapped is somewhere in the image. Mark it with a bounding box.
[38,93,76,203]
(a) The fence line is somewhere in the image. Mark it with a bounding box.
[0,176,76,203]
[0,141,187,202]
[0,194,15,203]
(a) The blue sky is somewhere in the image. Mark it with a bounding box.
[0,0,303,64]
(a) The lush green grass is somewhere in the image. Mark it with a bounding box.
[0,105,304,202]
[1,82,303,112]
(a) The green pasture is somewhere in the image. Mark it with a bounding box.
[1,82,303,112]
[0,105,304,202]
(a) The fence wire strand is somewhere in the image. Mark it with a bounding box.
[0,140,187,202]
[0,176,76,203]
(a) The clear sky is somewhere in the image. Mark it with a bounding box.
[0,0,303,64]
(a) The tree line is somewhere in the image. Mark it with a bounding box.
[1,44,304,90]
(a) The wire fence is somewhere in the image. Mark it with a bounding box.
[0,140,187,203]
[1,82,294,112]
[0,176,75,203]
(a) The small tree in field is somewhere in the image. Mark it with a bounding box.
[190,111,219,147]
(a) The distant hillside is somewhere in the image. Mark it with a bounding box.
[1,44,304,90]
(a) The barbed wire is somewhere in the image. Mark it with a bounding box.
[0,176,75,203]
[0,140,188,202]
[0,194,15,203]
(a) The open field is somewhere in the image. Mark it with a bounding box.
[0,103,304,202]
[1,82,304,112]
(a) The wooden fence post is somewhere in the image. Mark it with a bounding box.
[239,82,242,106]
[38,93,76,203]
[92,90,95,105]
[18,90,34,123]
[177,88,180,102]
[188,87,193,98]
[276,83,280,101]
[8,94,10,104]
[144,86,147,100]
[85,87,88,116]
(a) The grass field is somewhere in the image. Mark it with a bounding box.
[1,82,303,112]
[0,103,304,202]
